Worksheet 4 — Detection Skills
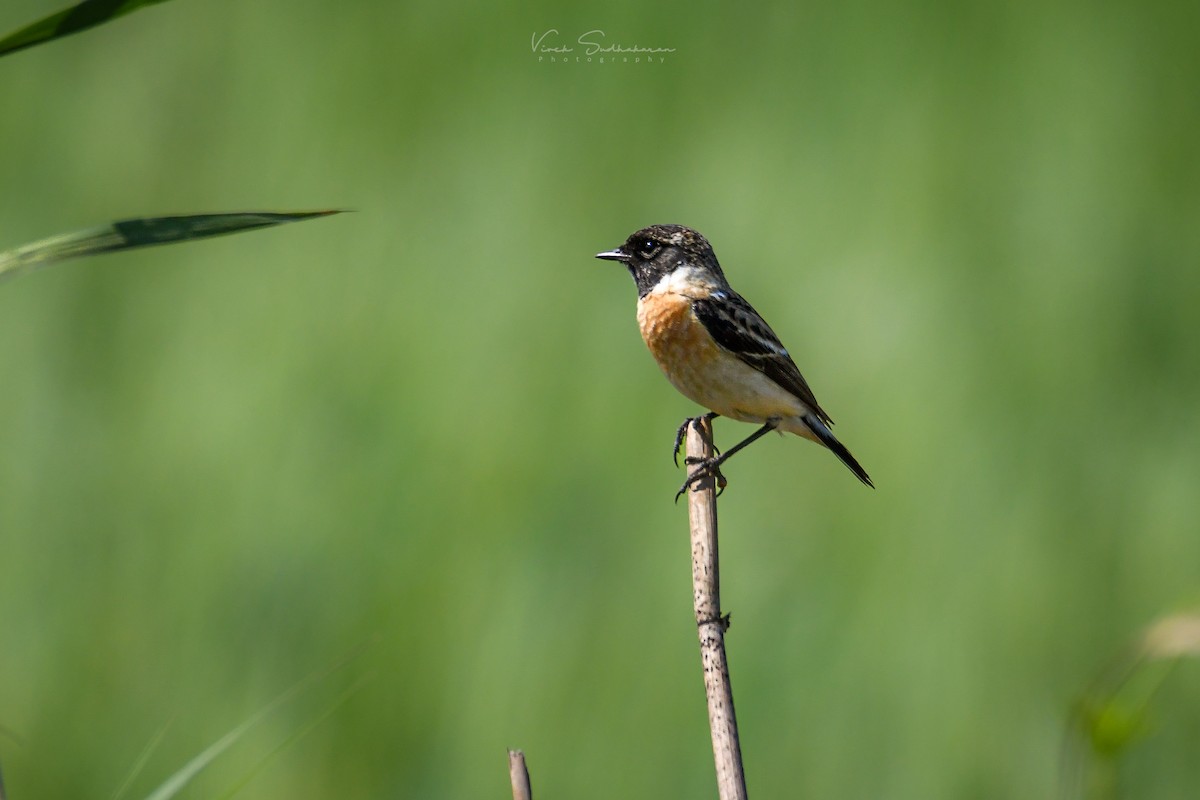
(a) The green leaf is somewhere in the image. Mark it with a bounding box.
[0,0,175,58]
[1084,697,1151,758]
[1061,611,1200,800]
[140,639,372,800]
[111,717,174,800]
[139,705,269,800]
[211,674,373,800]
[0,210,345,283]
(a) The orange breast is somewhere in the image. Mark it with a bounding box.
[638,292,718,368]
[636,291,731,412]
[635,289,810,423]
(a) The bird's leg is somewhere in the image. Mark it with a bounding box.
[675,420,777,501]
[673,412,720,467]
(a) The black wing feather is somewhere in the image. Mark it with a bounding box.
[691,291,833,425]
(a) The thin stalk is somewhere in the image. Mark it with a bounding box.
[686,416,748,800]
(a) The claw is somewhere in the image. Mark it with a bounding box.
[674,456,728,503]
[673,412,721,467]
[672,418,692,468]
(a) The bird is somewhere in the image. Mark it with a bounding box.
[596,224,872,498]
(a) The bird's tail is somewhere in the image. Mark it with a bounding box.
[802,413,874,488]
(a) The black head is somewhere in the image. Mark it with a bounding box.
[596,224,727,298]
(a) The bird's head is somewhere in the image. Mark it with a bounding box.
[596,224,727,298]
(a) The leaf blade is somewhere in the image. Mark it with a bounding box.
[0,210,345,283]
[0,0,175,58]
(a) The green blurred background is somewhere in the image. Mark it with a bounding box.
[3,1,1199,797]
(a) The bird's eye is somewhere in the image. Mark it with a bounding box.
[638,238,661,259]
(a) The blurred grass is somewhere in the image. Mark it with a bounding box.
[1,0,1199,798]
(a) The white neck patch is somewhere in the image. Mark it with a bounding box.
[650,265,715,297]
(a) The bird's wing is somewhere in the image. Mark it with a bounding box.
[691,290,833,425]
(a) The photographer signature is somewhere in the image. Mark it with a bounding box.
[531,29,676,57]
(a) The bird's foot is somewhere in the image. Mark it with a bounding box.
[672,412,720,467]
[674,455,728,503]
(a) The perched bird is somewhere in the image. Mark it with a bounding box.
[596,224,872,497]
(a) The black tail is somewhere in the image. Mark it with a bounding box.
[803,413,874,488]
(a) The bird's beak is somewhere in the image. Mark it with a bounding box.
[595,247,630,262]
